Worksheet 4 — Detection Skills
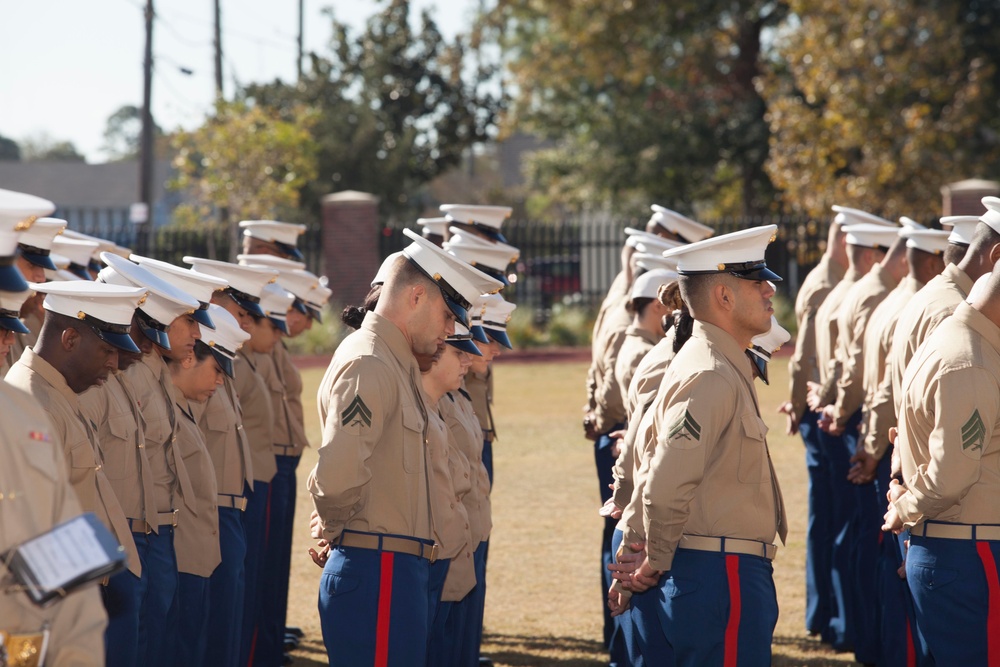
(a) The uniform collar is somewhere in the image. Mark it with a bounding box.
[19,346,81,408]
[942,263,974,298]
[817,253,847,283]
[626,324,661,346]
[868,262,898,292]
[692,320,755,383]
[362,311,420,376]
[953,302,1000,355]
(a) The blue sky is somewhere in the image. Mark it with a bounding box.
[0,0,474,162]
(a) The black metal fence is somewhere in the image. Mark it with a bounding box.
[58,207,325,276]
[380,215,827,317]
[61,207,829,319]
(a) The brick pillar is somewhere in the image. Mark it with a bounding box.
[321,190,379,307]
[941,179,1000,216]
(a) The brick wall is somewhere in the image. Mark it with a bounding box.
[321,190,380,307]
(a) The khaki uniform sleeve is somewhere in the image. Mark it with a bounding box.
[894,368,1000,526]
[307,356,397,537]
[593,329,628,433]
[833,308,870,425]
[610,411,640,509]
[864,371,896,459]
[643,372,736,571]
[788,286,829,417]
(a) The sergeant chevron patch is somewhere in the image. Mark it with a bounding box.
[962,409,986,453]
[667,409,702,443]
[341,395,373,428]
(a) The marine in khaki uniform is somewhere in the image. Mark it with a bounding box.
[421,331,478,667]
[613,269,674,404]
[308,229,501,667]
[815,222,903,664]
[6,215,63,370]
[886,207,1000,418]
[0,383,108,667]
[4,282,149,653]
[804,208,895,652]
[185,257,276,667]
[775,214,846,638]
[96,252,205,667]
[882,272,1000,665]
[0,287,33,380]
[614,225,787,665]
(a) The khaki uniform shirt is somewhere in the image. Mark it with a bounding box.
[611,331,676,511]
[308,311,433,542]
[270,342,308,456]
[172,384,222,578]
[587,270,629,410]
[440,388,490,602]
[234,349,277,483]
[831,264,897,426]
[5,348,140,576]
[814,267,864,405]
[427,408,471,561]
[5,311,40,371]
[636,321,788,571]
[888,264,972,414]
[862,275,922,458]
[592,325,630,433]
[465,369,492,436]
[0,383,107,666]
[614,326,660,408]
[196,372,253,497]
[894,303,1000,527]
[79,372,158,530]
[788,254,846,417]
[125,354,191,515]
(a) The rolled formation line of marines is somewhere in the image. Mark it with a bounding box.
[0,186,518,667]
[589,201,1000,666]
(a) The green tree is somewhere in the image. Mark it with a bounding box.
[760,0,1000,217]
[20,134,86,162]
[169,100,318,259]
[0,134,20,161]
[102,105,163,161]
[493,0,787,218]
[241,0,503,221]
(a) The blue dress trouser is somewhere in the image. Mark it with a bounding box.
[843,410,879,664]
[595,425,627,665]
[138,527,178,667]
[657,549,777,667]
[800,410,834,638]
[254,454,300,667]
[319,533,432,667]
[907,532,1000,665]
[630,573,672,665]
[240,481,269,667]
[820,409,862,651]
[610,528,642,667]
[457,540,489,666]
[204,504,247,667]
[104,557,145,667]
[425,559,452,666]
[170,572,210,667]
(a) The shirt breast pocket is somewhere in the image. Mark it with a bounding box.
[205,404,231,434]
[738,413,769,484]
[401,404,424,474]
[101,414,136,481]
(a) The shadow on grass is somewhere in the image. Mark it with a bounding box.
[481,631,607,666]
[287,638,330,667]
[772,634,857,666]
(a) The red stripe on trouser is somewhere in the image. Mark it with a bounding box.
[975,542,1000,667]
[374,552,395,667]
[724,554,741,667]
[905,616,916,667]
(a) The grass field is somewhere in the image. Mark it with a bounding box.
[286,359,860,666]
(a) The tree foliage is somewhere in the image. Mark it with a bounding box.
[240,0,503,221]
[760,0,1000,217]
[494,0,787,218]
[19,133,86,162]
[169,100,317,257]
[0,134,20,161]
[102,105,163,161]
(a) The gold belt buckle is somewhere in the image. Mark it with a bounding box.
[1,627,50,667]
[428,543,440,563]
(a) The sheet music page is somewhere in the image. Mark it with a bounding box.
[17,515,113,591]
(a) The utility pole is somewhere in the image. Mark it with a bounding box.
[137,0,155,256]
[213,0,223,98]
[297,0,304,80]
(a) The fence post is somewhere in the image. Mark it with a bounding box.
[321,190,379,307]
